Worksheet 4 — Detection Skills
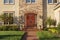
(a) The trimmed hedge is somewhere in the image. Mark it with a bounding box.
[37,31,60,40]
[0,25,19,31]
[0,31,25,40]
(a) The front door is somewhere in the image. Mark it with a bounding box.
[25,13,36,28]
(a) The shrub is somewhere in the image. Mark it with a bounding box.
[45,17,56,27]
[48,28,58,34]
[0,25,19,31]
[56,23,60,33]
[57,23,60,29]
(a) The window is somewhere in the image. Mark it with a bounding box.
[4,0,9,4]
[4,0,14,4]
[48,0,52,3]
[31,0,35,3]
[9,0,14,4]
[53,0,57,3]
[4,13,8,24]
[48,0,57,4]
[4,12,14,24]
[26,0,30,3]
[26,0,35,3]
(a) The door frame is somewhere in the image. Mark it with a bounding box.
[24,13,37,28]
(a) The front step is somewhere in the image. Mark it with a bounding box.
[23,27,38,31]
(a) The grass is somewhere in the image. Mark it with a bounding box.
[0,31,24,40]
[37,31,60,40]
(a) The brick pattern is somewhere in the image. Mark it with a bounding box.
[26,31,38,40]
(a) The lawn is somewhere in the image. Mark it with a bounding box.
[0,31,24,40]
[37,31,60,40]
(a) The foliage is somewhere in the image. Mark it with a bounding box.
[48,28,58,34]
[57,23,60,29]
[56,23,60,33]
[37,31,60,40]
[0,31,24,40]
[0,25,19,31]
[45,17,56,26]
[37,31,55,38]
[0,14,5,21]
[0,14,13,24]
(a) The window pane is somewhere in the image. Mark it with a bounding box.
[9,17,13,24]
[4,0,9,4]
[9,13,13,24]
[48,0,52,3]
[9,13,13,17]
[9,0,14,4]
[26,0,30,3]
[31,0,35,3]
[4,13,8,17]
[53,0,57,3]
[4,13,8,24]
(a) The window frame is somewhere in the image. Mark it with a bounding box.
[26,0,31,3]
[9,0,14,4]
[25,0,35,4]
[48,0,53,4]
[4,0,15,5]
[4,0,9,4]
[3,11,14,25]
[31,0,35,3]
[48,0,58,4]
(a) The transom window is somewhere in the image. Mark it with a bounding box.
[4,0,14,4]
[26,0,35,3]
[4,12,14,24]
[48,0,57,4]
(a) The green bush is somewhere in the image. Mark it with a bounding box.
[45,17,56,26]
[0,25,19,31]
[57,23,60,29]
[37,31,60,40]
[56,23,60,33]
[48,28,58,34]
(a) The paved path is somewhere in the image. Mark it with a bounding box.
[26,31,38,40]
[22,28,38,40]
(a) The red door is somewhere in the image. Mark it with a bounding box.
[25,13,36,27]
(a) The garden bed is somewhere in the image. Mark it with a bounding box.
[37,31,60,40]
[0,31,25,40]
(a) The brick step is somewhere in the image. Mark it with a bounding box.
[27,37,38,40]
[26,31,38,40]
[23,28,38,31]
[23,26,37,30]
